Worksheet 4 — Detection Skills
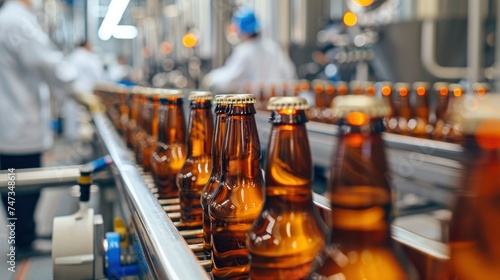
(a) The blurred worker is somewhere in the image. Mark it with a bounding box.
[203,8,296,92]
[68,40,104,93]
[0,0,77,252]
[65,41,104,140]
[107,55,133,85]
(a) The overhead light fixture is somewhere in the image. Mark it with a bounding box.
[113,25,138,39]
[98,0,130,41]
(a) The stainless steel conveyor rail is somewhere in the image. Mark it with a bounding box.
[93,113,210,280]
[0,166,113,192]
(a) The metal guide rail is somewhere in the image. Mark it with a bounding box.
[93,113,210,280]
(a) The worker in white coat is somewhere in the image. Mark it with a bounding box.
[203,8,296,92]
[0,0,77,252]
[65,41,104,141]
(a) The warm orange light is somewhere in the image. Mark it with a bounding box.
[399,87,409,97]
[300,82,310,91]
[453,88,462,97]
[278,108,297,116]
[182,33,198,48]
[313,83,324,93]
[325,86,335,95]
[347,112,368,126]
[160,41,173,55]
[366,87,375,96]
[477,88,486,95]
[352,0,375,7]
[343,12,358,27]
[475,120,500,150]
[381,86,391,96]
[339,86,348,95]
[439,87,449,96]
[417,87,426,96]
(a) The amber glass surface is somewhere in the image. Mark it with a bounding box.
[177,99,214,228]
[442,93,463,143]
[151,97,187,199]
[247,109,327,280]
[309,117,410,280]
[201,102,227,255]
[138,95,160,171]
[449,135,500,280]
[210,103,265,280]
[409,89,430,138]
[433,88,450,140]
[381,87,396,133]
[394,89,412,135]
[126,94,140,148]
[134,94,149,163]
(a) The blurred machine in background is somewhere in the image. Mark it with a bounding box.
[27,0,499,91]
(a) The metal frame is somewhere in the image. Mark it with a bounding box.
[93,113,209,280]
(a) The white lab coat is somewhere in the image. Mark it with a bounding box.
[68,47,103,94]
[0,1,77,154]
[64,47,103,141]
[205,37,296,92]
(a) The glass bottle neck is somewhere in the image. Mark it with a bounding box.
[158,100,186,145]
[222,104,261,178]
[186,102,213,158]
[144,98,159,136]
[265,111,312,196]
[211,105,227,175]
[328,117,393,245]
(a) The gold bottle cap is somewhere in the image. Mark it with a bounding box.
[413,81,430,91]
[336,81,348,94]
[413,82,430,96]
[224,94,257,104]
[332,95,390,118]
[155,88,184,99]
[449,84,464,97]
[267,96,309,110]
[131,86,153,96]
[394,82,410,96]
[472,83,489,95]
[188,91,213,101]
[457,94,500,135]
[376,82,393,96]
[350,80,364,93]
[214,94,234,104]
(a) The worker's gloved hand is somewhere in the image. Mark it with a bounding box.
[73,92,105,113]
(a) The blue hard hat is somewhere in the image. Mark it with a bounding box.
[232,8,260,35]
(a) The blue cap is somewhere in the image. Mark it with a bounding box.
[232,8,260,35]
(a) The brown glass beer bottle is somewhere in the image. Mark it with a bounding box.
[137,90,160,172]
[309,95,412,280]
[432,83,450,141]
[442,84,464,143]
[126,88,140,148]
[176,91,214,228]
[393,83,412,135]
[247,96,327,280]
[336,81,348,96]
[134,89,150,163]
[201,95,229,257]
[209,94,265,280]
[378,82,396,133]
[409,82,431,138]
[321,81,336,123]
[449,94,500,280]
[472,82,489,96]
[150,89,187,199]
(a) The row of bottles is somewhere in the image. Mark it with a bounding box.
[95,83,500,280]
